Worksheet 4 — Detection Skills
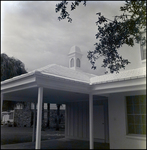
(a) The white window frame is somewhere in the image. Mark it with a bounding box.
[140,31,146,63]
[125,95,146,136]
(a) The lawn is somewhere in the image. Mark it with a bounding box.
[1,125,65,145]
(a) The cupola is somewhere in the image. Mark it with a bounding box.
[68,46,82,70]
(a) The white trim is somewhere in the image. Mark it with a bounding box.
[36,75,90,94]
[89,94,94,149]
[141,59,146,64]
[1,71,35,84]
[32,102,36,142]
[1,94,3,120]
[35,87,43,149]
[126,135,146,140]
[91,77,146,95]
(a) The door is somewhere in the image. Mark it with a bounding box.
[93,105,105,139]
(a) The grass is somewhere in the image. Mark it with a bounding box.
[1,125,65,145]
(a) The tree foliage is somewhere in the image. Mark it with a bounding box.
[55,0,146,73]
[55,104,62,131]
[1,53,27,111]
[1,53,27,81]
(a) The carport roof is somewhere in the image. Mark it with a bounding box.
[90,67,146,85]
[1,64,146,103]
[1,64,146,85]
[1,64,96,84]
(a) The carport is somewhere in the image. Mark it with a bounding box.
[1,65,97,149]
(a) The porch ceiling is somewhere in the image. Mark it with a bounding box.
[3,86,107,104]
[2,86,89,104]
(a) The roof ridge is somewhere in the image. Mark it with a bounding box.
[34,64,57,72]
[41,64,97,77]
[60,65,97,77]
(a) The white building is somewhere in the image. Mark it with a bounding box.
[1,43,146,149]
[1,111,14,124]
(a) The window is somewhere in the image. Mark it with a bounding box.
[70,58,74,67]
[76,58,80,67]
[141,49,146,60]
[126,95,146,135]
[140,32,146,61]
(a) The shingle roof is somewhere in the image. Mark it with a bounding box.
[36,64,96,83]
[1,63,146,85]
[90,67,146,85]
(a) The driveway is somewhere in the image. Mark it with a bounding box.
[1,138,109,149]
[1,125,65,145]
[1,125,109,149]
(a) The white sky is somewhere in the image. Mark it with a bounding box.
[1,1,130,75]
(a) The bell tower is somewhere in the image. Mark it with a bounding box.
[68,46,82,70]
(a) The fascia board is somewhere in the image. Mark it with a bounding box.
[1,73,37,93]
[1,82,38,94]
[92,84,146,95]
[91,77,146,95]
[35,72,91,94]
[1,71,35,84]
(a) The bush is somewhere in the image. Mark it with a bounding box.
[7,121,12,127]
[14,122,17,127]
[8,124,12,127]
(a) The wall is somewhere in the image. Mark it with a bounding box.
[105,44,146,74]
[108,92,146,149]
[65,101,89,140]
[65,100,109,143]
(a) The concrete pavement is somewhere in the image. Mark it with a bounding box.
[1,138,109,149]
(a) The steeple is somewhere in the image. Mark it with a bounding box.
[68,46,82,70]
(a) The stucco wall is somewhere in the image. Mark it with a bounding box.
[105,44,146,74]
[108,93,146,149]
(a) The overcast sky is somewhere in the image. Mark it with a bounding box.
[1,1,127,75]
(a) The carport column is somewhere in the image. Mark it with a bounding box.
[89,94,94,149]
[1,94,3,120]
[32,102,36,142]
[35,87,43,149]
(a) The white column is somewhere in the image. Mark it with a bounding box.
[65,104,67,136]
[35,87,43,149]
[32,102,36,142]
[89,94,94,149]
[1,94,3,121]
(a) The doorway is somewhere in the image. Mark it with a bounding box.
[93,105,105,142]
